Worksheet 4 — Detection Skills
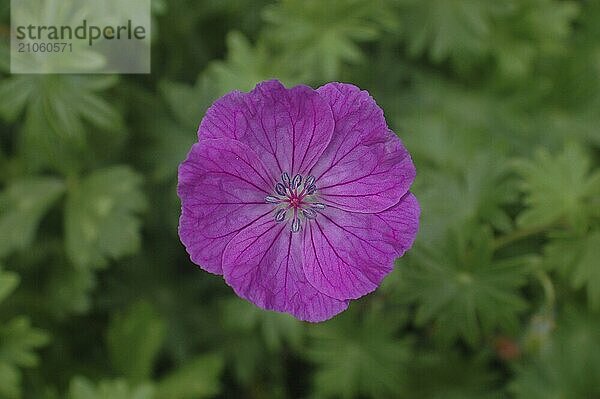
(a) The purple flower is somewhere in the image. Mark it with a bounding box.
[178,80,419,322]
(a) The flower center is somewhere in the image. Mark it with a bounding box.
[289,194,302,209]
[265,172,326,232]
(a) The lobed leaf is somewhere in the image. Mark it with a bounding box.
[0,177,65,258]
[306,310,410,398]
[514,142,600,230]
[154,354,224,399]
[398,226,530,346]
[0,317,49,399]
[106,301,166,382]
[263,0,391,81]
[67,377,154,399]
[544,230,600,309]
[65,166,147,269]
[510,308,600,399]
[0,268,19,305]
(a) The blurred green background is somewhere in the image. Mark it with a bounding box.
[1,0,600,398]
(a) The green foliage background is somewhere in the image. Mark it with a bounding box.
[1,0,600,397]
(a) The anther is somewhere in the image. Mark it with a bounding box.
[302,208,317,219]
[275,183,287,196]
[305,184,317,195]
[310,202,326,210]
[305,175,315,187]
[291,217,301,232]
[281,172,291,187]
[275,208,287,222]
[291,174,302,189]
[265,196,280,204]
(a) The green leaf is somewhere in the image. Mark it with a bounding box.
[216,313,286,386]
[514,142,600,230]
[159,75,219,130]
[221,298,304,352]
[206,31,294,94]
[0,317,49,367]
[1,75,122,173]
[0,268,19,305]
[398,226,530,346]
[0,75,121,137]
[155,354,223,399]
[0,317,49,399]
[408,351,502,399]
[415,152,517,244]
[398,0,502,64]
[492,0,579,79]
[0,177,65,258]
[45,261,96,318]
[151,77,213,182]
[67,377,154,399]
[510,308,600,399]
[65,166,147,268]
[306,310,410,398]
[0,362,20,399]
[144,118,195,183]
[263,0,390,81]
[396,0,579,76]
[544,230,600,309]
[0,76,35,122]
[0,266,22,399]
[396,74,512,169]
[106,301,166,382]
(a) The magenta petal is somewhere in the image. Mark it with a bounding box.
[178,138,273,274]
[302,193,420,300]
[311,82,416,213]
[222,214,348,322]
[199,80,335,181]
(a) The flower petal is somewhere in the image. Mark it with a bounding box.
[311,82,416,213]
[302,193,420,300]
[222,214,348,322]
[199,80,335,181]
[178,138,274,274]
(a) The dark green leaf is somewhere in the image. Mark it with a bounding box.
[65,166,147,268]
[0,317,49,399]
[514,142,600,229]
[306,310,410,398]
[0,177,65,257]
[0,268,19,305]
[155,354,223,399]
[510,308,600,399]
[67,377,154,399]
[398,226,530,346]
[544,230,600,309]
[106,301,166,382]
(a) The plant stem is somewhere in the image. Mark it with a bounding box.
[535,269,556,311]
[492,224,551,250]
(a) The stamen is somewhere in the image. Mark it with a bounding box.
[275,208,287,222]
[281,172,291,187]
[275,183,287,196]
[310,202,326,210]
[268,174,323,231]
[291,217,301,232]
[305,175,315,187]
[291,174,302,189]
[302,208,317,219]
[265,196,281,204]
